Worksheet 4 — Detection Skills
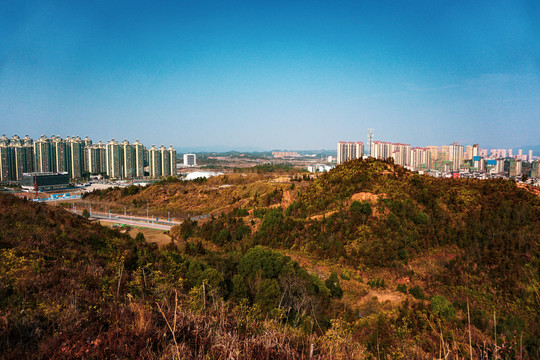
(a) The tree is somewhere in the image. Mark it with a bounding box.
[350,201,372,223]
[430,295,456,319]
[82,209,90,219]
[325,272,343,299]
[255,278,281,312]
[135,232,146,242]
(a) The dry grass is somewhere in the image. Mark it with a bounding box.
[87,173,295,218]
[99,220,174,247]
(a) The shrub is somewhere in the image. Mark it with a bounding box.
[255,279,281,312]
[340,270,351,280]
[367,278,386,289]
[409,285,425,300]
[325,272,343,299]
[350,200,372,217]
[430,295,456,319]
[397,284,407,294]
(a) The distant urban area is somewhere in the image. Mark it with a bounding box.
[338,135,539,183]
[1,132,539,195]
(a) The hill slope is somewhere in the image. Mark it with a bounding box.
[2,158,539,358]
[175,158,540,358]
[0,194,338,359]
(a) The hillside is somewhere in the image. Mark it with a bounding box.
[82,172,302,219]
[2,158,539,359]
[0,194,339,359]
[173,158,540,358]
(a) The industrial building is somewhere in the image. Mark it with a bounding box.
[21,172,70,191]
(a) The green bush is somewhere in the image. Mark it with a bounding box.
[396,283,407,294]
[325,272,343,299]
[430,295,456,319]
[255,279,281,312]
[350,200,372,217]
[409,285,425,300]
[367,278,386,289]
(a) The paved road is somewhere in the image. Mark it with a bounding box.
[71,210,177,231]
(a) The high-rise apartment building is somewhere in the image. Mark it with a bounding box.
[0,135,34,181]
[495,159,505,174]
[508,159,522,177]
[356,142,364,160]
[0,136,11,181]
[337,142,347,164]
[166,145,176,176]
[440,145,451,162]
[449,142,464,171]
[133,140,145,177]
[472,144,479,158]
[426,146,439,162]
[148,145,161,178]
[391,143,411,167]
[33,135,52,173]
[106,139,122,179]
[531,161,540,178]
[159,145,171,177]
[371,141,411,167]
[337,141,364,164]
[528,150,533,162]
[465,145,473,160]
[67,136,84,179]
[10,135,33,180]
[51,135,67,173]
[22,135,34,173]
[411,147,432,170]
[122,139,136,179]
[82,136,92,172]
[371,141,393,161]
[86,142,107,175]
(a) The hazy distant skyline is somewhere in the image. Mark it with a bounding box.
[1,1,539,149]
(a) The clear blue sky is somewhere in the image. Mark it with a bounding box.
[1,0,539,150]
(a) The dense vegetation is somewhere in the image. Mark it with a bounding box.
[175,158,540,358]
[2,158,539,358]
[0,194,342,358]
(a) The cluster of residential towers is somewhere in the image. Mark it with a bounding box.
[338,140,539,178]
[0,134,176,182]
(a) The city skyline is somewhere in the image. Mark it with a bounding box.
[1,1,539,149]
[1,132,539,157]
